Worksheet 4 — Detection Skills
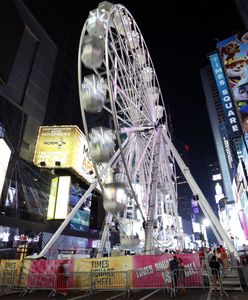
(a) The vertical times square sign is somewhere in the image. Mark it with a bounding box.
[209,52,241,139]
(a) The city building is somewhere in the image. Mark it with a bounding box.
[0,0,103,259]
[200,35,248,248]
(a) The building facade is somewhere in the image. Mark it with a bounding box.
[200,50,248,248]
[0,0,102,259]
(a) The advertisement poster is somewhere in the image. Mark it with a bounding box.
[209,53,241,139]
[132,254,201,288]
[33,126,95,183]
[28,259,74,289]
[0,259,22,287]
[217,32,248,137]
[74,256,132,289]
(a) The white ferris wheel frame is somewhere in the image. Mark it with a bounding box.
[33,2,239,259]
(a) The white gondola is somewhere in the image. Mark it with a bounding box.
[141,66,153,82]
[113,11,131,35]
[81,35,104,69]
[146,86,159,103]
[86,2,113,38]
[135,48,146,66]
[155,105,164,120]
[89,127,115,162]
[103,182,127,213]
[81,75,106,113]
[126,31,140,49]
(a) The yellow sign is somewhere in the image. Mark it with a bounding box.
[74,256,132,289]
[0,260,22,287]
[33,126,95,183]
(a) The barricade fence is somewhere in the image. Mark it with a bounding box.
[0,266,247,297]
[170,267,224,297]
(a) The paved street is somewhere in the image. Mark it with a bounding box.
[1,289,248,300]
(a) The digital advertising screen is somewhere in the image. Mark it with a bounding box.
[70,209,90,232]
[69,183,92,208]
[0,139,11,198]
[217,32,248,137]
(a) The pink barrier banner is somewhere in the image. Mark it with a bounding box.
[132,254,201,288]
[28,259,74,289]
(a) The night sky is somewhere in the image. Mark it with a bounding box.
[114,0,244,197]
[30,0,245,195]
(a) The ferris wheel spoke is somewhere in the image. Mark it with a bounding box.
[102,104,132,127]
[115,84,152,124]
[132,131,155,180]
[107,56,151,125]
[107,35,154,123]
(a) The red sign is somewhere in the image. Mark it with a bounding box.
[132,254,201,288]
[28,259,74,289]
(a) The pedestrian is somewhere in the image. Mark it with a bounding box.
[57,262,69,296]
[169,255,179,287]
[207,248,215,267]
[209,255,220,294]
[216,247,224,276]
[219,245,228,268]
[178,257,186,292]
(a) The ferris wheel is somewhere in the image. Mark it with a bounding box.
[78,1,181,255]
[34,1,239,260]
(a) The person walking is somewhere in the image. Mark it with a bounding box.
[178,257,186,292]
[216,247,224,276]
[219,245,228,268]
[169,255,179,287]
[209,255,220,295]
[57,262,69,296]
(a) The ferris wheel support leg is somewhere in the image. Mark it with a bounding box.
[144,131,160,255]
[96,213,113,258]
[161,129,239,258]
[199,198,223,245]
[33,182,97,259]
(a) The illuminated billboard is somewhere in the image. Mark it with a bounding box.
[217,32,248,91]
[209,53,241,139]
[217,32,248,136]
[70,210,90,232]
[0,139,11,198]
[47,176,71,220]
[33,126,96,183]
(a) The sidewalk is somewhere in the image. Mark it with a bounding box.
[1,289,248,300]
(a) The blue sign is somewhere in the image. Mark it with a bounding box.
[209,53,241,139]
[70,209,90,232]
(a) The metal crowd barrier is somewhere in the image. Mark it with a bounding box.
[21,273,56,297]
[71,271,91,291]
[170,267,225,297]
[91,270,129,292]
[0,268,28,295]
[0,267,247,298]
[130,270,171,290]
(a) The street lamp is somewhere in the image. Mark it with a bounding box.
[203,218,210,227]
